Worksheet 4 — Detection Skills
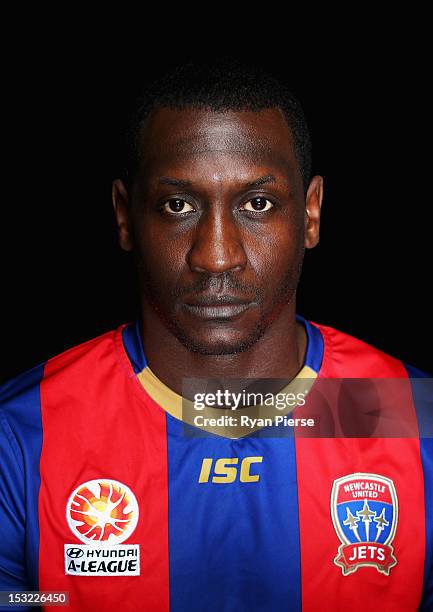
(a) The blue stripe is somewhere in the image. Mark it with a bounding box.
[296,313,324,373]
[166,416,301,612]
[404,363,433,438]
[122,320,147,372]
[0,362,44,601]
[403,363,433,609]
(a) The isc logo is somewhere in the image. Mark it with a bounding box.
[198,457,263,483]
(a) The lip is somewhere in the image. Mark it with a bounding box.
[182,297,255,320]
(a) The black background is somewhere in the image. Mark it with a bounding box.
[1,25,431,382]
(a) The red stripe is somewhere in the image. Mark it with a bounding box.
[295,323,425,610]
[38,326,169,611]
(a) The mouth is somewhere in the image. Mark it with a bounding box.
[181,295,256,321]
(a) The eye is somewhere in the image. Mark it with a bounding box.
[241,196,274,212]
[161,198,195,214]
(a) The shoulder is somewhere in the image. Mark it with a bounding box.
[0,324,127,431]
[309,319,432,378]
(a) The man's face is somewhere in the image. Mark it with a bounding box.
[114,107,321,355]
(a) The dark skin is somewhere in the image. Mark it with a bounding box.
[112,107,323,397]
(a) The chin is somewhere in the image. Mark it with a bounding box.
[169,324,267,356]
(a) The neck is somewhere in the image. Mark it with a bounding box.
[138,300,307,397]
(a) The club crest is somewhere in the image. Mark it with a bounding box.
[331,473,398,575]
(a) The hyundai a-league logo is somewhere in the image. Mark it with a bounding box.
[64,479,140,576]
[331,473,398,575]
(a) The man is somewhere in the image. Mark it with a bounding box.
[0,59,431,611]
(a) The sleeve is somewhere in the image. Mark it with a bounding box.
[404,366,433,610]
[0,362,45,612]
[0,411,38,612]
[419,565,432,611]
[418,437,433,611]
[0,411,28,589]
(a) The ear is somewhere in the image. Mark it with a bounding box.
[304,175,324,249]
[112,179,134,252]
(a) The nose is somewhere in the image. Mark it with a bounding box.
[187,206,247,274]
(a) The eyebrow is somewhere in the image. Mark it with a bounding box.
[247,174,277,187]
[158,174,279,188]
[158,176,192,187]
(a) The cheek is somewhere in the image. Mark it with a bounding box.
[246,221,304,283]
[133,220,184,289]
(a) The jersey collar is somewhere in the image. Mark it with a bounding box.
[121,313,324,439]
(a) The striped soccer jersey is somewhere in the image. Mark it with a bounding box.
[0,313,432,611]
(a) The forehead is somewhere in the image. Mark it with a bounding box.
[137,107,299,178]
